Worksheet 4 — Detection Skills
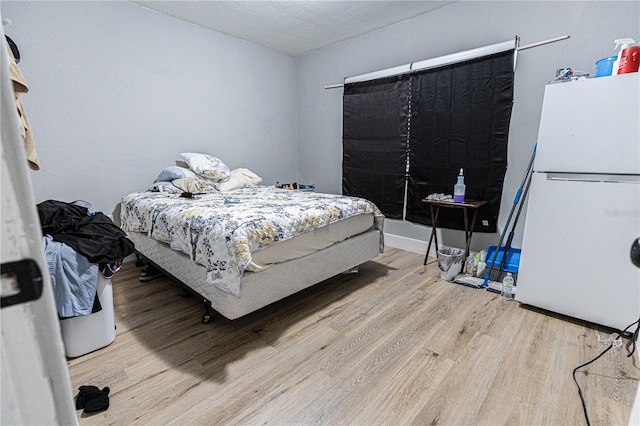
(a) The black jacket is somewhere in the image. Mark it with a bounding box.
[37,200,135,263]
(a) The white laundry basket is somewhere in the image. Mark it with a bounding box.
[59,275,116,358]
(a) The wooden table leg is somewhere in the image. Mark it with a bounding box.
[462,207,470,257]
[423,205,440,265]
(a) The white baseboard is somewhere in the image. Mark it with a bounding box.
[384,233,431,257]
[384,233,467,261]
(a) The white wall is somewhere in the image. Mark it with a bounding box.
[3,1,639,252]
[1,1,298,215]
[297,1,640,253]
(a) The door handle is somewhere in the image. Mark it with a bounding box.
[631,238,640,268]
[1,259,43,308]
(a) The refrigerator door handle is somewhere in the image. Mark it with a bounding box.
[545,172,640,184]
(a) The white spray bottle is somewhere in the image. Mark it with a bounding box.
[612,38,636,76]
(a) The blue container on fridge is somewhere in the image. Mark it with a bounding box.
[595,56,617,77]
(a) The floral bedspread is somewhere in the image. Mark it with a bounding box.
[120,186,383,297]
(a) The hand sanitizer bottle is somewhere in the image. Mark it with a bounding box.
[453,168,466,203]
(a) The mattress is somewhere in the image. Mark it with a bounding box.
[246,213,374,271]
[128,228,381,319]
[121,186,383,297]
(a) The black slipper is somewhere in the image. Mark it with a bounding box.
[83,387,110,413]
[75,385,110,413]
[75,385,102,410]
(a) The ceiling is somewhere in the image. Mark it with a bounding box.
[130,1,452,57]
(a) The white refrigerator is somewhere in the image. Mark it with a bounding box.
[516,73,640,332]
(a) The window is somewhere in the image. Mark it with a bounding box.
[343,48,515,232]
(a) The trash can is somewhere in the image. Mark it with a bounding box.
[59,275,116,358]
[437,247,465,281]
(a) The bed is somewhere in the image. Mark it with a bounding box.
[120,185,384,322]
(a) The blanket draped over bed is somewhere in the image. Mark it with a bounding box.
[121,187,383,297]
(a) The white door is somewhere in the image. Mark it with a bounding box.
[1,16,77,425]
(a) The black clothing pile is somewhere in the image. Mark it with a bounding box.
[37,200,135,264]
[75,385,110,413]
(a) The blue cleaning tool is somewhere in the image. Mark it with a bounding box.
[482,143,537,288]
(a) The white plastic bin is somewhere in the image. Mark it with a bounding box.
[59,275,116,358]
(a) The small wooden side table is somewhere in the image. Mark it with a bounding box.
[421,199,488,265]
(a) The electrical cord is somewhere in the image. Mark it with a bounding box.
[573,317,640,426]
[626,320,639,358]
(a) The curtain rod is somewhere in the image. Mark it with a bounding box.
[324,34,570,89]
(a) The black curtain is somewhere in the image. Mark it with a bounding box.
[405,50,515,232]
[342,75,410,219]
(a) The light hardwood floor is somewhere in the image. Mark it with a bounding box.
[67,248,639,425]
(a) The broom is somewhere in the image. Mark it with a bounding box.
[489,166,533,283]
[482,144,537,288]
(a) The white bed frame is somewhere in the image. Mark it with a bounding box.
[128,229,382,322]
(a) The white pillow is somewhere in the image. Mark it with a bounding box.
[148,181,182,194]
[217,168,263,191]
[179,153,231,182]
[172,177,217,193]
[155,166,196,182]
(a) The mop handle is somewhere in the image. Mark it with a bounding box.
[500,169,535,266]
[482,144,537,286]
[504,147,537,247]
[495,144,536,255]
[499,143,537,254]
[513,144,537,206]
[512,166,534,227]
